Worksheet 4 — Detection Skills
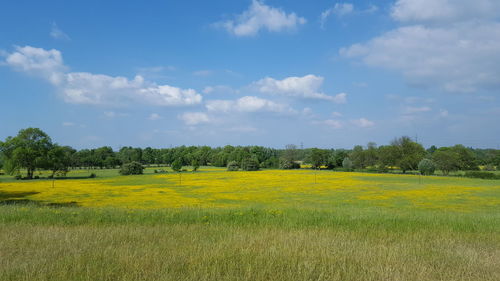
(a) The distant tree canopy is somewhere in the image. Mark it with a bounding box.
[1,128,496,179]
[0,128,53,179]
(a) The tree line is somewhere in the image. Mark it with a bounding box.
[0,128,499,179]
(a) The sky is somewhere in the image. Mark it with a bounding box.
[1,0,499,149]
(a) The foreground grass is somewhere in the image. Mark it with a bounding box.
[1,206,499,281]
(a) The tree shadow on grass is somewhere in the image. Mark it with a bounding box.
[0,190,79,207]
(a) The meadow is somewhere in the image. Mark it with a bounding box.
[1,168,499,280]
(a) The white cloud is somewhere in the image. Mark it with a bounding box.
[340,22,500,93]
[332,111,343,117]
[391,0,500,23]
[62,122,75,127]
[439,109,449,117]
[50,22,70,40]
[179,112,211,125]
[149,113,161,120]
[224,126,258,133]
[193,70,213,76]
[314,119,343,129]
[351,118,375,128]
[320,3,354,28]
[5,46,66,84]
[253,75,347,103]
[103,111,128,118]
[206,96,291,113]
[403,106,432,114]
[3,46,203,106]
[216,0,306,37]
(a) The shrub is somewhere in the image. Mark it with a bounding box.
[171,159,183,172]
[227,161,239,171]
[191,160,200,172]
[418,159,436,175]
[89,173,97,178]
[484,164,495,171]
[241,158,259,171]
[279,158,300,169]
[119,161,144,175]
[464,171,500,180]
[342,157,353,171]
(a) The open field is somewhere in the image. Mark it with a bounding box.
[1,168,499,280]
[1,167,499,211]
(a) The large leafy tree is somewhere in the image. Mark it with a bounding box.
[432,148,460,175]
[0,128,53,179]
[390,136,426,173]
[44,145,75,177]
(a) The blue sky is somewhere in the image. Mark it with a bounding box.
[1,0,499,149]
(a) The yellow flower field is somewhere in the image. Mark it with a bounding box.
[0,169,499,211]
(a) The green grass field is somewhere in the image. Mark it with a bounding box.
[0,168,499,280]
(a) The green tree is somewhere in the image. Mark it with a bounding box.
[432,149,460,175]
[241,158,259,171]
[390,136,426,173]
[350,145,366,169]
[227,161,239,171]
[191,159,200,172]
[0,128,53,179]
[308,148,328,169]
[342,157,353,171]
[418,159,436,175]
[171,158,183,172]
[119,161,144,175]
[45,145,75,177]
[280,144,299,169]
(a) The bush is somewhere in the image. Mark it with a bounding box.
[227,161,239,171]
[119,161,144,175]
[464,171,500,180]
[279,158,300,169]
[241,158,259,171]
[342,157,353,171]
[171,159,183,172]
[484,164,495,171]
[418,159,436,175]
[191,160,200,172]
[15,175,22,180]
[89,173,97,178]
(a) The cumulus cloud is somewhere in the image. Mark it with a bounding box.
[50,22,70,40]
[179,112,211,125]
[253,75,347,103]
[206,96,292,113]
[318,119,343,129]
[3,46,202,106]
[351,118,375,128]
[216,0,306,36]
[320,3,354,28]
[391,0,500,23]
[148,113,161,120]
[403,106,432,114]
[340,0,500,93]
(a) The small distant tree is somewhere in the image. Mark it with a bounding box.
[45,145,74,177]
[279,158,300,169]
[433,149,460,175]
[418,159,436,175]
[119,161,144,175]
[171,158,183,172]
[342,157,353,171]
[227,161,239,171]
[191,159,200,172]
[241,158,259,171]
